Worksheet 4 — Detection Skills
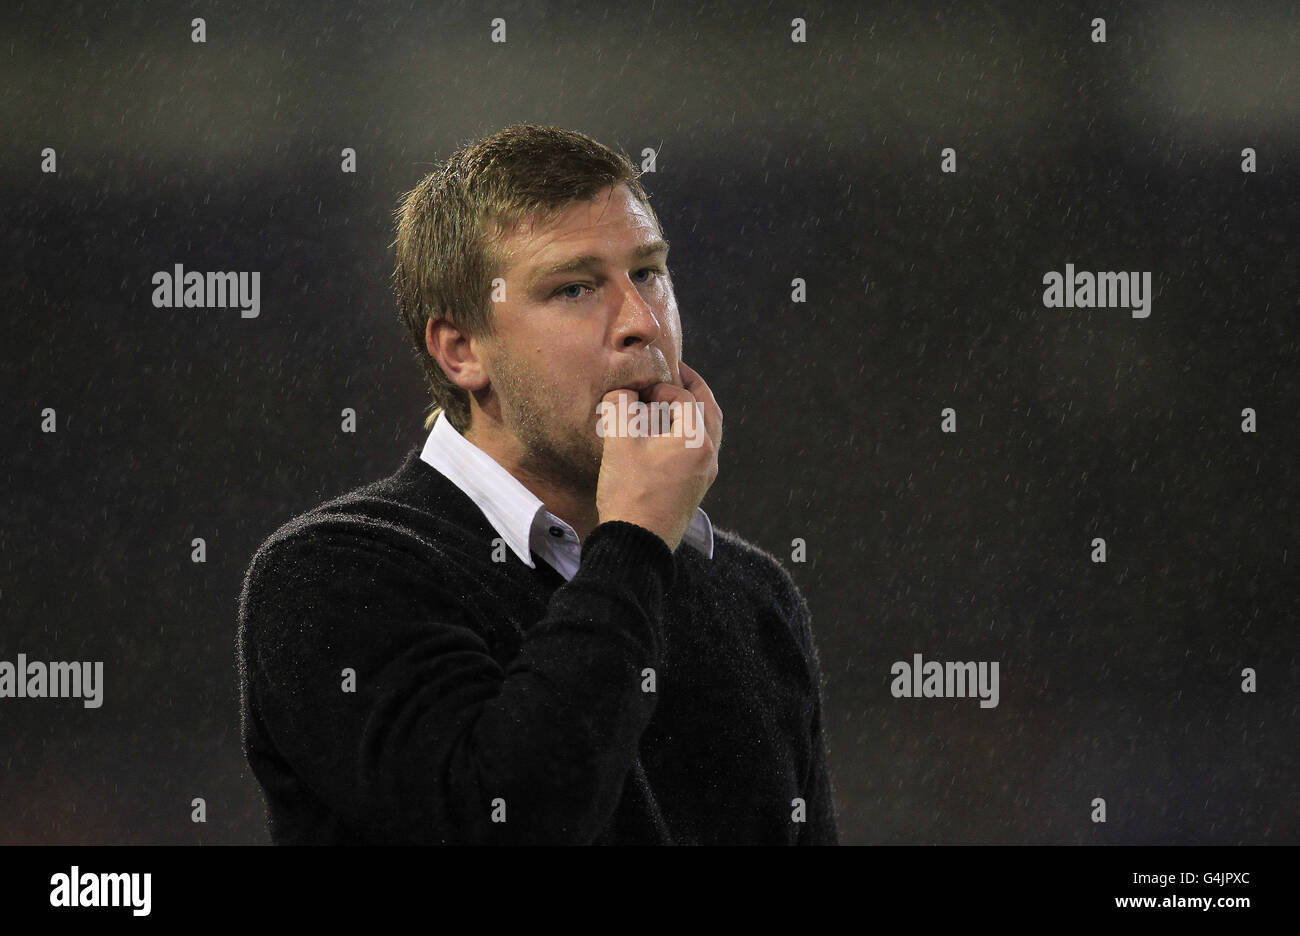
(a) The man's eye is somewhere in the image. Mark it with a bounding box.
[556,283,591,300]
[634,266,667,282]
[553,269,666,301]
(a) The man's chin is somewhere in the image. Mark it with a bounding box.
[517,434,601,494]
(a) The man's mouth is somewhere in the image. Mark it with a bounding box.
[609,378,660,403]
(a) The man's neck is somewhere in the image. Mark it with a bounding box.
[463,421,601,543]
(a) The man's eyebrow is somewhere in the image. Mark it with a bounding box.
[527,239,670,287]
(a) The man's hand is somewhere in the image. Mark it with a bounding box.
[595,360,723,552]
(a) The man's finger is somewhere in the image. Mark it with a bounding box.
[646,382,694,436]
[677,361,722,447]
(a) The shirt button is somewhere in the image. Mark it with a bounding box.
[549,526,564,538]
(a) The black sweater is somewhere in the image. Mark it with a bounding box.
[236,445,838,845]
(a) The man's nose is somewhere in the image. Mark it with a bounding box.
[611,275,663,349]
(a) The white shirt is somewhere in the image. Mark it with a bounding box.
[420,410,714,581]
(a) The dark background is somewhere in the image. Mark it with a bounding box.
[3,0,1295,844]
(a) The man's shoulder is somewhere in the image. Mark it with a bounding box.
[249,469,409,566]
[701,526,824,683]
[242,446,483,582]
[706,525,811,624]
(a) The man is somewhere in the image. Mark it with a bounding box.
[236,124,838,845]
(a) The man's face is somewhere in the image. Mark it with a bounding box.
[480,183,682,492]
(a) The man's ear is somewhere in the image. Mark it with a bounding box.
[426,317,490,392]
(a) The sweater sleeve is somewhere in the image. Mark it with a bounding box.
[799,673,839,845]
[238,518,674,845]
[777,565,840,846]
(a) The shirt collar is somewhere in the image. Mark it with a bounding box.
[419,410,714,568]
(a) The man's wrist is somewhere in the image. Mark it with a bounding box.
[582,519,678,584]
[596,516,680,552]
